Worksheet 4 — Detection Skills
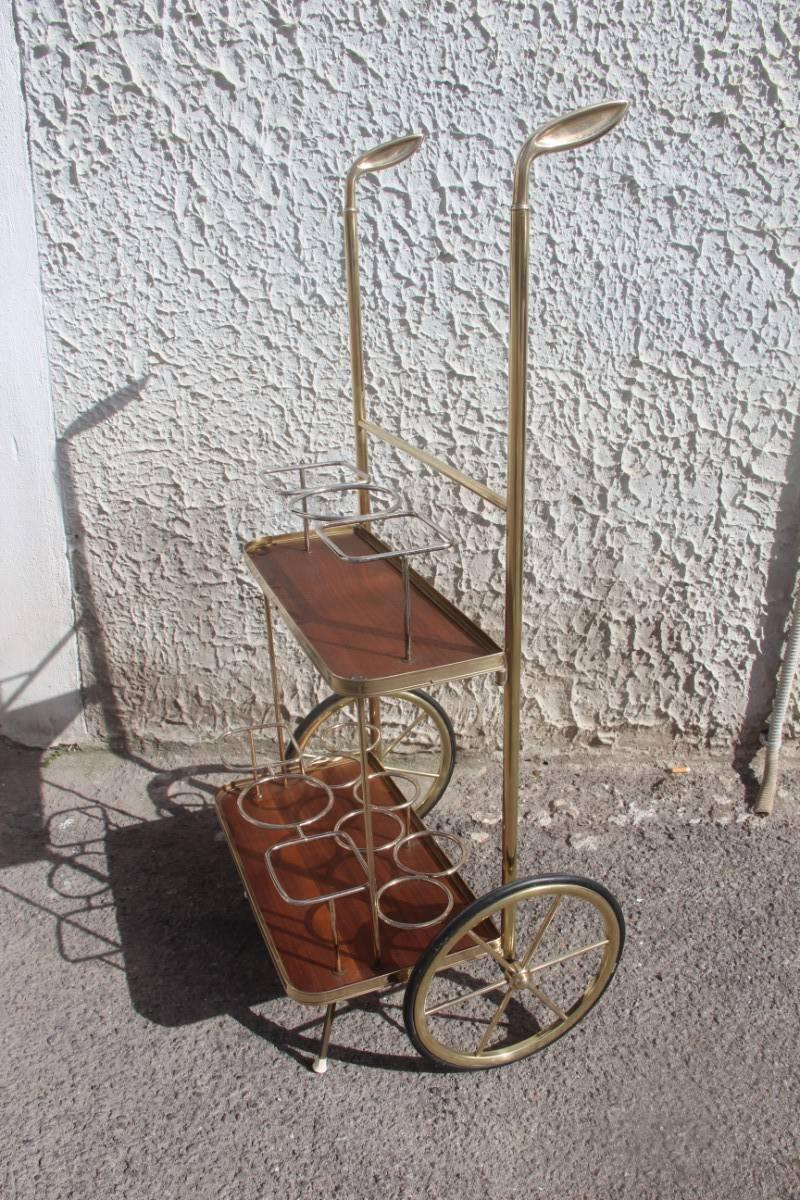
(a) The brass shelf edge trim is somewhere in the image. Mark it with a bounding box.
[214,796,293,996]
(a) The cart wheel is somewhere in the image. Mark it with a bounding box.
[404,875,624,1070]
[290,690,456,818]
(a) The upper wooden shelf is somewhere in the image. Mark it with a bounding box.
[244,527,503,698]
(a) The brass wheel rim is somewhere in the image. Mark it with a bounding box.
[293,691,454,816]
[409,881,621,1069]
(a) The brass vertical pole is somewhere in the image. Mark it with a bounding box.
[499,102,628,959]
[299,465,311,552]
[343,198,370,514]
[343,190,382,730]
[501,204,530,959]
[343,138,425,726]
[401,558,412,660]
[356,696,381,962]
[342,134,425,516]
[328,899,342,974]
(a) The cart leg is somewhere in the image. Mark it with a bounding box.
[299,465,311,552]
[369,697,382,757]
[263,598,287,765]
[401,558,412,660]
[311,1002,337,1075]
[328,899,342,974]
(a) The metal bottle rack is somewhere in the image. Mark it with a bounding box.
[215,103,629,1073]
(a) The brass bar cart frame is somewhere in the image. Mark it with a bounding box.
[215,102,630,1072]
[343,105,629,954]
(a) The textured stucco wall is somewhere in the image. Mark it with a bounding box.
[12,0,799,751]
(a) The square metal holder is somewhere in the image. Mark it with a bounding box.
[316,509,453,661]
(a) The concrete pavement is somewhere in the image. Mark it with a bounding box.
[2,739,798,1199]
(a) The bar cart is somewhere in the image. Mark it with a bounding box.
[215,101,629,1072]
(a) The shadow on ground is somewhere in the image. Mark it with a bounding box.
[0,743,430,1074]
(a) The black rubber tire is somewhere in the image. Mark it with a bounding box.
[290,689,457,818]
[404,874,625,1070]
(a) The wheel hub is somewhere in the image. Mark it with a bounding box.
[509,966,532,991]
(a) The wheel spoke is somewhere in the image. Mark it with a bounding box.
[466,930,516,977]
[524,980,568,1022]
[517,895,562,970]
[424,977,507,1016]
[380,710,426,756]
[382,766,438,780]
[476,987,514,1054]
[528,938,609,975]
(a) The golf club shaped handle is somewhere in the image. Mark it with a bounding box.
[512,100,628,207]
[343,132,425,512]
[345,133,425,208]
[501,100,628,957]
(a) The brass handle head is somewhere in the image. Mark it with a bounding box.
[513,100,628,207]
[345,132,425,207]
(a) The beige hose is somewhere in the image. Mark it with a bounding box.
[754,589,800,815]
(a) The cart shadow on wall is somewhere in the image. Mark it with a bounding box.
[0,377,150,874]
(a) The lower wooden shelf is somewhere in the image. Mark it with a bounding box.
[215,758,491,1005]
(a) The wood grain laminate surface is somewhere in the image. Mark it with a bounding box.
[245,528,501,694]
[215,759,494,1003]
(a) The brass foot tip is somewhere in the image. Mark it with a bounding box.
[311,1057,328,1075]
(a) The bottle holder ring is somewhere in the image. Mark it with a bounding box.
[376,875,454,930]
[317,719,381,757]
[237,772,334,832]
[218,720,296,779]
[300,752,363,791]
[392,830,467,879]
[263,457,368,497]
[333,807,406,855]
[264,829,369,906]
[352,770,421,813]
[286,482,402,523]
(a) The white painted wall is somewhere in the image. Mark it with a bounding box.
[8,1,800,751]
[0,0,84,748]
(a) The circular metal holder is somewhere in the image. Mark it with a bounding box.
[392,830,467,879]
[352,769,421,833]
[302,752,363,791]
[264,457,368,496]
[264,828,369,978]
[315,508,455,662]
[218,720,297,782]
[237,771,334,832]
[317,719,380,757]
[264,829,369,905]
[286,482,402,523]
[376,875,454,930]
[333,807,405,855]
